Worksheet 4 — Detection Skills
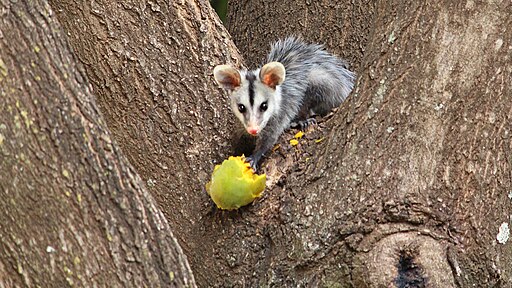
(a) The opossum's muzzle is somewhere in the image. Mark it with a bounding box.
[246,124,259,136]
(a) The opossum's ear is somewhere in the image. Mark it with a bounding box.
[213,65,241,90]
[260,62,286,89]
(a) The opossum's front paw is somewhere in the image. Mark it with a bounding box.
[291,118,317,131]
[245,155,259,171]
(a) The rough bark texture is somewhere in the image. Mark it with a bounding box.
[225,0,512,286]
[226,0,376,71]
[20,0,511,287]
[0,1,195,286]
[47,0,244,285]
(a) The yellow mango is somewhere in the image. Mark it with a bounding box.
[206,156,266,210]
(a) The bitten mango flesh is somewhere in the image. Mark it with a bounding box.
[206,156,266,210]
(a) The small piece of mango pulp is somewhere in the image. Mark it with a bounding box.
[294,131,304,139]
[206,156,266,210]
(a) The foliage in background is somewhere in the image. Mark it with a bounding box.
[210,0,228,22]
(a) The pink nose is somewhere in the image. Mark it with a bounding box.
[247,127,259,135]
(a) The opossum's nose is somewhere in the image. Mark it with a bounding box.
[247,127,259,135]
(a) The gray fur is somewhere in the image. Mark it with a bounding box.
[215,37,355,169]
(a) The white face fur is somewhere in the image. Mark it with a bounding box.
[230,75,282,135]
[213,62,286,136]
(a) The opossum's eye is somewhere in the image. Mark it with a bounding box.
[260,102,268,112]
[238,104,246,113]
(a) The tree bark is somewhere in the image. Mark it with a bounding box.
[226,0,376,70]
[0,1,195,286]
[13,0,510,287]
[47,0,245,285]
[226,0,512,286]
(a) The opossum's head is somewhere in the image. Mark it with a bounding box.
[213,62,285,136]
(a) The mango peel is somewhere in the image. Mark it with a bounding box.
[206,156,266,210]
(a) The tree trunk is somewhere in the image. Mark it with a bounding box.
[226,0,376,70]
[0,1,194,286]
[46,0,245,285]
[5,0,510,286]
[226,0,512,286]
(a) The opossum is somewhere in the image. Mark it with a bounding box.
[214,37,355,170]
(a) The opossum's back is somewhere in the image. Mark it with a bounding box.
[267,37,349,71]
